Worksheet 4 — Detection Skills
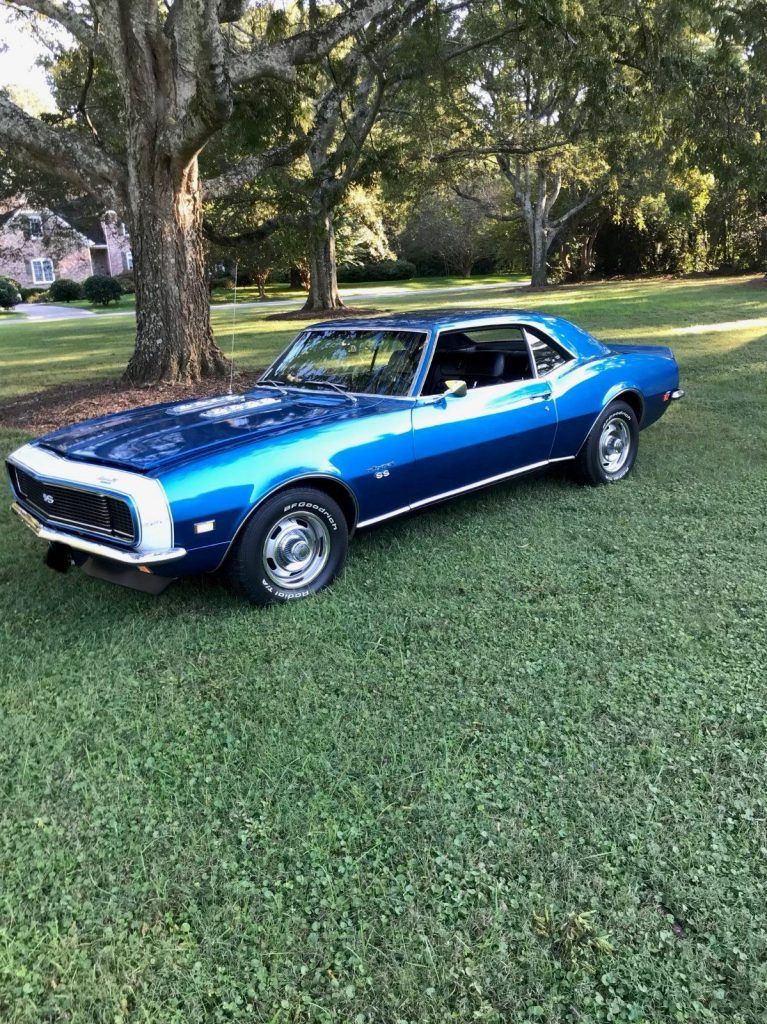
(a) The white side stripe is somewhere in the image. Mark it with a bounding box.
[356,456,574,529]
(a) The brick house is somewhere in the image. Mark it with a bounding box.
[0,202,133,287]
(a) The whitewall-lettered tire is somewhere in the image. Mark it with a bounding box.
[574,400,639,485]
[226,487,349,605]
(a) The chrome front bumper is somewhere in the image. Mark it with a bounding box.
[11,502,186,565]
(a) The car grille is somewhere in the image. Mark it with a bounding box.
[10,465,136,543]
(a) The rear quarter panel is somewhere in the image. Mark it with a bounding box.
[550,344,679,459]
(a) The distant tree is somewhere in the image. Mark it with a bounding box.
[428,0,703,285]
[399,186,497,276]
[204,3,432,314]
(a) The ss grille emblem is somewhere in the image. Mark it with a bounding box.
[42,492,55,504]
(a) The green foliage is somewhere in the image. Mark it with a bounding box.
[337,258,416,282]
[114,270,135,295]
[19,288,51,304]
[0,278,21,309]
[1,276,767,1020]
[47,278,83,302]
[82,275,122,306]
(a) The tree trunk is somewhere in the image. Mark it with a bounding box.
[530,220,549,286]
[123,154,229,385]
[302,209,345,312]
[289,263,310,290]
[255,269,269,300]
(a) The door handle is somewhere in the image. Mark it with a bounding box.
[529,387,552,402]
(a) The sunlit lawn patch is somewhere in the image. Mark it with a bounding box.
[1,274,766,1022]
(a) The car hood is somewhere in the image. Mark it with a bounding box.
[36,388,396,473]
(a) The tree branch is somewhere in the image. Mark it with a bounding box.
[453,186,523,223]
[228,0,391,85]
[162,0,234,160]
[431,140,564,163]
[0,90,126,197]
[2,0,102,52]
[202,212,302,245]
[202,137,309,200]
[549,188,605,231]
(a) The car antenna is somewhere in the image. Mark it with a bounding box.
[228,259,239,395]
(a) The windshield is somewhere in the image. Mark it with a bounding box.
[264,328,427,397]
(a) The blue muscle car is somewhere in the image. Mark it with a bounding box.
[6,309,683,604]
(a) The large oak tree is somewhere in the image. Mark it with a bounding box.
[0,0,397,384]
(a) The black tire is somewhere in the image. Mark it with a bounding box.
[226,487,349,605]
[573,400,639,485]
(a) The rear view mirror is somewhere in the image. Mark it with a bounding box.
[444,379,467,398]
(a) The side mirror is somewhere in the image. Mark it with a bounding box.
[444,379,467,399]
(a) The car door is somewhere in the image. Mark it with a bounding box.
[409,323,557,504]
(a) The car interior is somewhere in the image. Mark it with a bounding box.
[422,325,536,396]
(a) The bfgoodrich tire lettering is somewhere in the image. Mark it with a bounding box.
[574,400,639,485]
[226,487,349,605]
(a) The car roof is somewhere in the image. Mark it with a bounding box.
[310,308,606,357]
[311,308,562,330]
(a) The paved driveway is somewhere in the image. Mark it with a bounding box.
[12,303,97,322]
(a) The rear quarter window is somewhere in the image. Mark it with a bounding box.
[525,326,573,375]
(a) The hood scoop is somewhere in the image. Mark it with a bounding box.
[199,397,280,418]
[166,395,235,415]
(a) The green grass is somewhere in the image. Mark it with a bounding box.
[1,275,766,1022]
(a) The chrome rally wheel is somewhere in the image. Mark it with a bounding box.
[262,510,331,590]
[226,486,349,605]
[574,399,639,485]
[599,414,632,474]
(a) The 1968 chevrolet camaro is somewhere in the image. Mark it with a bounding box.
[6,309,683,605]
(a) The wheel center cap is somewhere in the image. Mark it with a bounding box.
[291,540,311,561]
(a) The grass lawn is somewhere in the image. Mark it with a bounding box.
[1,275,766,1022]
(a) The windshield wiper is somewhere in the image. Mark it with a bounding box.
[292,378,357,403]
[258,377,289,396]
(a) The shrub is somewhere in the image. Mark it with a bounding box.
[0,278,21,309]
[83,274,122,306]
[115,270,135,294]
[21,287,50,303]
[209,275,235,292]
[337,258,416,283]
[0,275,22,293]
[48,278,83,302]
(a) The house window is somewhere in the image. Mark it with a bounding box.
[31,258,55,284]
[123,251,133,271]
[117,221,129,237]
[28,215,43,239]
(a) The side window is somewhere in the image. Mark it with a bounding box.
[424,324,534,394]
[28,215,43,239]
[31,258,55,284]
[525,327,572,376]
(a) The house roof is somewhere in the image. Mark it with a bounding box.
[0,200,105,245]
[56,201,107,246]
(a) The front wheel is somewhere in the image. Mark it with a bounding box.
[226,487,349,605]
[573,400,639,485]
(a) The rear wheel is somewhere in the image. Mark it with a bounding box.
[574,400,639,485]
[226,487,349,605]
